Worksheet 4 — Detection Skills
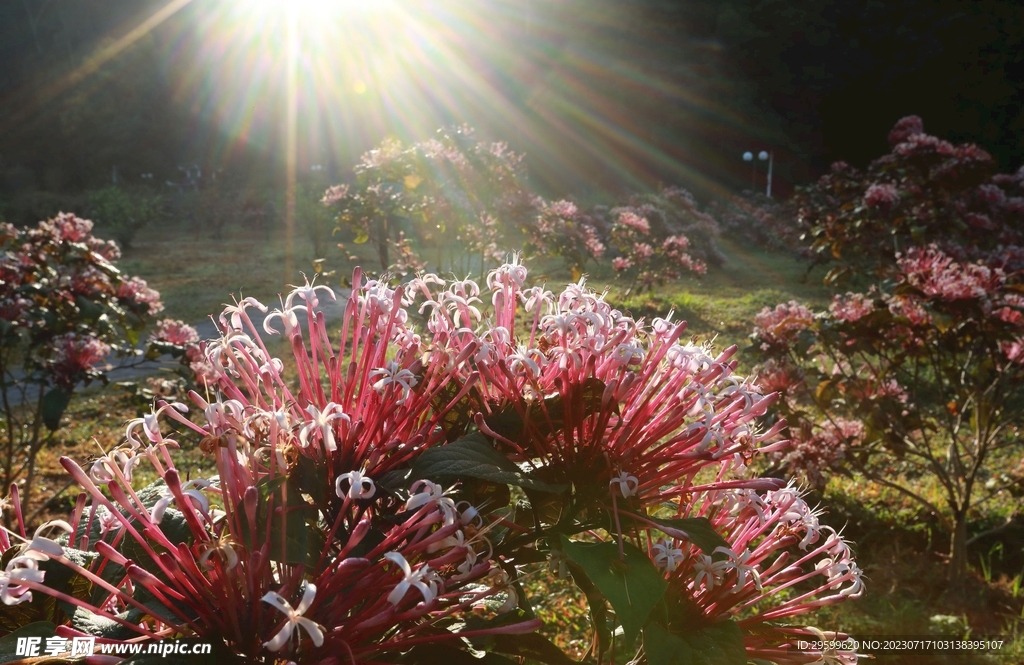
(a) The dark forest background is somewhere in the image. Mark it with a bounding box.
[2,0,1023,223]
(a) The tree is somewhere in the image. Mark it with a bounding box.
[795,115,1024,285]
[754,244,1024,588]
[86,186,163,249]
[0,213,188,514]
[325,127,534,275]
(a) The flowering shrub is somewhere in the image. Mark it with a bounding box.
[1,258,860,664]
[525,198,605,278]
[0,214,191,509]
[753,245,1024,585]
[325,127,533,275]
[595,186,725,292]
[708,192,801,254]
[795,115,1024,284]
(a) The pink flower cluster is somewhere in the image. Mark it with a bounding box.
[46,333,111,388]
[886,115,925,146]
[896,245,1003,301]
[754,301,815,347]
[658,483,863,662]
[320,183,350,206]
[606,200,708,288]
[618,210,651,234]
[149,319,201,347]
[756,358,804,395]
[829,293,876,322]
[2,259,860,664]
[117,276,164,316]
[775,418,863,489]
[795,116,1024,272]
[1,213,167,390]
[863,183,899,209]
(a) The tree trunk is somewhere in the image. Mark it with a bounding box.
[948,510,969,589]
[377,217,391,270]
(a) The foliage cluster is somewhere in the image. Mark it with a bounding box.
[325,132,717,293]
[708,192,802,255]
[794,115,1024,285]
[86,186,165,249]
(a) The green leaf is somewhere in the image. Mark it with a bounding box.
[238,476,325,566]
[41,386,73,430]
[354,229,370,244]
[291,454,329,507]
[644,623,694,665]
[559,536,667,647]
[70,605,149,640]
[400,645,519,665]
[465,610,574,665]
[644,622,747,665]
[484,378,609,444]
[74,294,106,322]
[411,433,567,493]
[488,633,578,665]
[631,515,729,556]
[376,468,412,494]
[0,622,57,663]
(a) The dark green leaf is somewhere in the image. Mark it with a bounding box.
[132,586,195,627]
[74,295,106,322]
[41,386,73,430]
[411,433,567,493]
[240,476,325,566]
[484,378,608,443]
[291,454,329,507]
[400,645,519,665]
[70,605,149,640]
[621,514,729,557]
[559,536,667,647]
[488,633,577,665]
[376,468,412,494]
[0,622,57,663]
[671,618,745,663]
[644,623,694,665]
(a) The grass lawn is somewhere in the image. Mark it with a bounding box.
[13,219,1023,663]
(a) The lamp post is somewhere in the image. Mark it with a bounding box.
[742,150,774,198]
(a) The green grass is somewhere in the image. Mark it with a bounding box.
[598,236,831,356]
[119,222,331,324]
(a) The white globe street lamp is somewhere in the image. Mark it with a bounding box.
[742,150,774,198]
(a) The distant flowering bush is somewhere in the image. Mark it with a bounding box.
[524,185,721,287]
[795,115,1024,283]
[2,258,860,664]
[708,191,802,255]
[0,214,192,509]
[753,301,815,348]
[324,127,534,275]
[754,244,1024,586]
[525,197,606,277]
